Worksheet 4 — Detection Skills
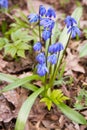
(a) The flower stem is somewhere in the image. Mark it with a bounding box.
[49,34,71,88]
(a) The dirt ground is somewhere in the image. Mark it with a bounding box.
[0,0,87,130]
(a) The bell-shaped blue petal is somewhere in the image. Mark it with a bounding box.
[28,14,39,23]
[33,42,42,51]
[46,8,56,18]
[40,18,55,31]
[39,5,46,16]
[42,30,51,41]
[68,26,81,38]
[36,52,46,64]
[37,63,48,76]
[64,16,77,28]
[0,0,8,8]
[48,54,57,64]
[48,42,64,53]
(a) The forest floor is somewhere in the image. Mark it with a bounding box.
[0,0,87,130]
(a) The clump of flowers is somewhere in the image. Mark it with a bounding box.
[28,5,64,77]
[28,5,81,110]
[65,16,81,38]
[28,6,81,78]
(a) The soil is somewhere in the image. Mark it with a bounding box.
[0,0,87,130]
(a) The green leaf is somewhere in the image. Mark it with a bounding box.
[15,87,44,130]
[5,44,17,57]
[0,38,8,50]
[58,7,83,67]
[0,73,17,82]
[17,49,25,58]
[40,97,52,111]
[52,22,61,44]
[57,102,87,124]
[79,43,87,57]
[16,43,30,50]
[0,73,38,92]
[0,75,40,93]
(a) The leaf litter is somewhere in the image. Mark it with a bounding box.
[0,0,87,130]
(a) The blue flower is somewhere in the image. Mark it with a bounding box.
[39,5,46,16]
[28,14,39,23]
[37,63,48,76]
[0,0,8,8]
[48,42,64,53]
[36,52,46,64]
[40,18,55,31]
[42,30,51,41]
[46,8,56,18]
[68,26,81,38]
[33,42,42,51]
[64,16,77,28]
[48,54,57,64]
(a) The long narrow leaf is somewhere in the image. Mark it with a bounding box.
[58,7,83,67]
[0,73,17,82]
[15,87,44,130]
[57,102,87,124]
[0,73,38,91]
[0,75,40,93]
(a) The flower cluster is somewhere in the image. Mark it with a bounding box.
[0,0,8,8]
[65,16,81,38]
[28,6,64,76]
[28,5,56,41]
[33,41,63,76]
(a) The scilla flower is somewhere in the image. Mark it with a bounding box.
[36,52,46,64]
[28,14,39,23]
[37,63,48,76]
[0,0,8,8]
[33,42,42,51]
[48,42,64,53]
[40,18,55,31]
[39,5,46,16]
[42,30,51,41]
[48,54,57,64]
[46,8,56,18]
[64,16,77,28]
[68,26,81,38]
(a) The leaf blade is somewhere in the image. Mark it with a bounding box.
[57,102,87,124]
[15,87,44,130]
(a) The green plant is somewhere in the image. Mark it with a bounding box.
[0,7,87,130]
[0,12,39,58]
[74,89,87,110]
[4,29,33,58]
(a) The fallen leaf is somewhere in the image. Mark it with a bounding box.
[65,48,85,75]
[82,0,87,5]
[0,55,8,72]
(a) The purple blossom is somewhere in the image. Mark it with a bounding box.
[68,26,81,38]
[48,42,64,53]
[42,30,51,41]
[33,42,42,51]
[46,8,56,18]
[64,16,77,28]
[0,0,8,8]
[36,52,46,64]
[39,5,46,16]
[28,14,39,23]
[48,54,57,64]
[37,63,48,76]
[40,18,55,31]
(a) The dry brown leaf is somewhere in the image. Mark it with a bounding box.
[82,0,87,5]
[3,90,20,108]
[65,48,85,75]
[0,55,8,72]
